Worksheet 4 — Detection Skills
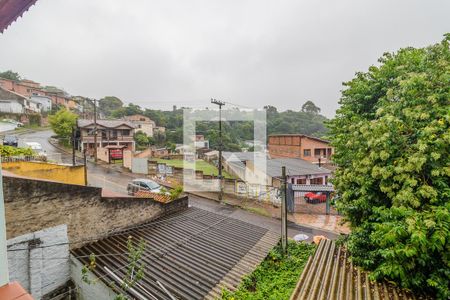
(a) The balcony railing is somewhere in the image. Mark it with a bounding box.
[80,136,134,142]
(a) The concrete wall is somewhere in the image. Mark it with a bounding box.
[132,157,148,174]
[96,147,110,163]
[70,257,117,300]
[123,150,132,169]
[7,225,70,299]
[3,176,188,248]
[2,161,86,185]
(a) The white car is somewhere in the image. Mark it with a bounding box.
[127,179,163,195]
[25,142,47,157]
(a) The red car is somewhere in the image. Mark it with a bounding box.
[304,192,327,204]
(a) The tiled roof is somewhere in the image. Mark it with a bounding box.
[0,0,38,33]
[72,207,279,300]
[0,282,34,300]
[134,190,171,203]
[290,239,426,300]
[77,119,136,129]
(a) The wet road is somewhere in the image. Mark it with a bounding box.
[16,130,338,239]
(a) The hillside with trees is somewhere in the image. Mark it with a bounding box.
[98,100,329,150]
[328,35,450,298]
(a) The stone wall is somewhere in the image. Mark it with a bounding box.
[3,176,188,249]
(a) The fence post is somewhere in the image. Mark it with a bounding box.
[326,192,330,215]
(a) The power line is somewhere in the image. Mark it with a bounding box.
[7,210,212,252]
[46,212,236,300]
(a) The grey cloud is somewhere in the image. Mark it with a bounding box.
[0,0,449,117]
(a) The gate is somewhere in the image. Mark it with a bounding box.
[291,184,336,215]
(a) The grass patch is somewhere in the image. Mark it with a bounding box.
[155,158,236,179]
[245,206,271,217]
[221,241,316,300]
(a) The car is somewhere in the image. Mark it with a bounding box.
[304,192,327,204]
[25,142,47,156]
[2,119,23,127]
[3,135,19,147]
[127,179,162,196]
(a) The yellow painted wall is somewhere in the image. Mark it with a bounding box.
[2,161,86,185]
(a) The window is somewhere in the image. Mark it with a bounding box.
[296,178,306,184]
[291,178,295,184]
[303,149,311,156]
[310,177,324,185]
[122,130,130,136]
[140,118,146,121]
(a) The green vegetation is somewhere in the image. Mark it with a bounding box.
[328,35,450,299]
[155,158,235,178]
[0,145,34,157]
[96,99,329,150]
[0,70,21,81]
[48,108,78,146]
[99,96,124,117]
[134,131,155,150]
[221,241,316,300]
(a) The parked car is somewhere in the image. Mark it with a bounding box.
[25,142,47,157]
[127,179,162,195]
[304,192,327,204]
[3,135,18,147]
[2,119,23,127]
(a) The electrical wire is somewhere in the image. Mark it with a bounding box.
[7,209,213,252]
[46,212,235,300]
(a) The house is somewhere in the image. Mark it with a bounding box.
[0,86,41,114]
[123,114,156,137]
[268,134,333,164]
[30,95,52,112]
[222,151,331,188]
[0,78,45,98]
[77,119,136,156]
[194,134,210,149]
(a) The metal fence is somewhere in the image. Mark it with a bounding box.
[291,184,337,215]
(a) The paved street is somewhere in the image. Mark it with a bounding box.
[14,129,338,240]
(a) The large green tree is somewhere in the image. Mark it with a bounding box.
[328,35,450,298]
[49,108,78,145]
[98,96,123,117]
[0,70,21,81]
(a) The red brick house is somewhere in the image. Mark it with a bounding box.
[268,134,333,164]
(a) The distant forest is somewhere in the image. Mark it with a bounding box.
[98,97,329,151]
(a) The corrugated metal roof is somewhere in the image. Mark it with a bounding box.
[0,0,38,33]
[72,207,279,300]
[267,158,331,177]
[291,184,334,192]
[290,239,427,300]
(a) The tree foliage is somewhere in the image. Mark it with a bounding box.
[49,108,78,145]
[99,96,124,117]
[0,145,33,157]
[301,100,321,114]
[328,35,450,299]
[0,70,21,81]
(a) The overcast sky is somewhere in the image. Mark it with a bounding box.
[0,0,448,117]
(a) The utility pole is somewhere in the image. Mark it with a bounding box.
[211,98,225,201]
[93,99,98,163]
[83,149,88,186]
[281,166,288,255]
[72,126,76,166]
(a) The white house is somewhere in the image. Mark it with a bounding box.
[0,87,28,113]
[30,95,52,112]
